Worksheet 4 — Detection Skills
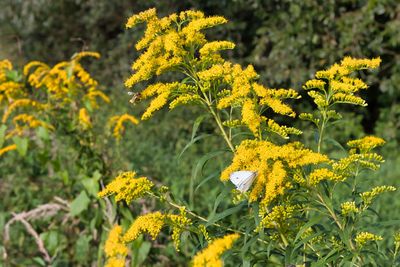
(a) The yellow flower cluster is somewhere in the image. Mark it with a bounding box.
[360,185,396,206]
[166,212,192,251]
[123,211,165,242]
[122,211,191,248]
[2,99,46,123]
[221,140,328,207]
[347,136,385,153]
[0,144,17,157]
[354,232,383,247]
[98,171,154,204]
[192,233,239,267]
[304,57,380,109]
[340,201,359,216]
[256,205,296,231]
[124,9,300,139]
[308,168,344,186]
[108,114,139,140]
[79,108,92,130]
[104,225,128,267]
[8,114,54,137]
[24,51,105,106]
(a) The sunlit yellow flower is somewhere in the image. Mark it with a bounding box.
[347,136,385,152]
[104,225,128,265]
[221,140,328,205]
[308,168,344,186]
[123,212,165,242]
[98,171,154,204]
[192,233,239,267]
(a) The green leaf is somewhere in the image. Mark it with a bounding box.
[74,235,91,263]
[36,126,50,140]
[81,172,101,197]
[70,191,90,216]
[12,136,28,156]
[207,202,245,225]
[0,124,7,148]
[136,241,151,266]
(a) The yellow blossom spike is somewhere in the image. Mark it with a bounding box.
[0,144,17,156]
[98,171,154,204]
[104,225,128,266]
[341,201,359,216]
[192,234,239,267]
[123,212,165,242]
[257,205,296,230]
[71,51,100,61]
[360,185,396,206]
[108,114,139,140]
[308,168,344,186]
[126,8,157,29]
[79,108,92,130]
[2,99,46,123]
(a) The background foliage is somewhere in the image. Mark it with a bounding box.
[0,0,399,266]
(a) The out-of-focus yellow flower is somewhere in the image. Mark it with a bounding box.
[98,171,154,204]
[79,108,92,130]
[12,114,54,131]
[192,233,239,267]
[2,99,46,123]
[0,144,17,156]
[104,224,128,267]
[108,114,139,140]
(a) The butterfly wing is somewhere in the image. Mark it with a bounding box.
[229,171,257,192]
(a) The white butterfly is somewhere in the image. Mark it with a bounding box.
[229,171,257,192]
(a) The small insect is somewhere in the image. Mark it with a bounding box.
[229,171,257,192]
[128,91,141,104]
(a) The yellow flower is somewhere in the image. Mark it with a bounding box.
[2,99,46,123]
[0,144,17,156]
[341,201,359,216]
[166,213,192,251]
[108,114,139,140]
[360,185,396,206]
[123,212,165,242]
[79,108,92,130]
[71,51,101,61]
[12,114,54,131]
[347,136,385,152]
[98,171,154,204]
[257,205,296,230]
[354,232,383,247]
[192,234,239,267]
[221,140,328,205]
[308,168,344,186]
[199,41,235,59]
[104,225,128,260]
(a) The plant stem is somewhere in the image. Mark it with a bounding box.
[148,192,268,244]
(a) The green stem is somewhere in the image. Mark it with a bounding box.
[148,192,268,244]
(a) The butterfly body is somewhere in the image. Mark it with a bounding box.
[229,171,257,192]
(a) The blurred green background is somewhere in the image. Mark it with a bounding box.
[0,0,399,265]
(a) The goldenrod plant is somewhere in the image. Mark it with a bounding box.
[98,9,399,266]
